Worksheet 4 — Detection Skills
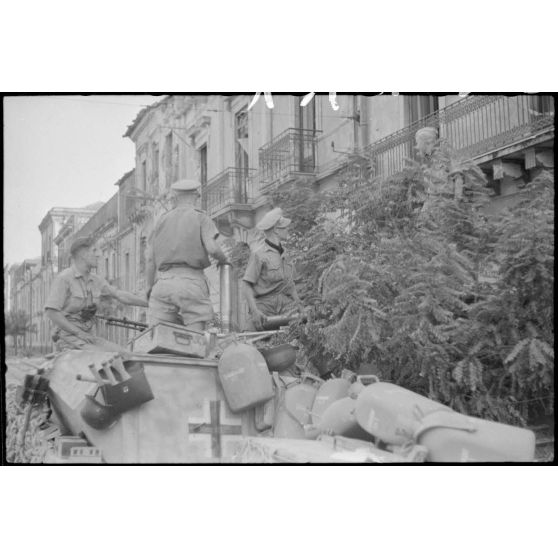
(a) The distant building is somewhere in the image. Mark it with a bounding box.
[8,205,101,352]
[7,258,41,352]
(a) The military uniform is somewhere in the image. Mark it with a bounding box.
[243,240,298,317]
[147,180,219,328]
[243,208,299,328]
[45,265,121,351]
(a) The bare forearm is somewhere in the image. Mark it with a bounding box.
[205,238,229,265]
[116,290,149,307]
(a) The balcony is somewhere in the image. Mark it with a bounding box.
[76,193,118,239]
[365,95,555,178]
[202,167,257,232]
[258,128,320,189]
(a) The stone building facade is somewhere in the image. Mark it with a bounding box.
[17,94,554,351]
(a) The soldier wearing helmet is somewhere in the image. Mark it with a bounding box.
[145,179,229,331]
[45,236,148,352]
[242,208,304,331]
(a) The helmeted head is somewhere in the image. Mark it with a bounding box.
[256,208,292,242]
[415,127,438,157]
[70,236,97,267]
[170,179,201,205]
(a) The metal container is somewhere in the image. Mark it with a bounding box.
[273,374,323,439]
[218,342,274,412]
[311,377,352,426]
[354,378,452,445]
[318,397,373,440]
[416,410,536,462]
[129,322,208,358]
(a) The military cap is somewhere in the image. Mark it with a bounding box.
[171,179,201,192]
[256,208,292,231]
[70,236,95,256]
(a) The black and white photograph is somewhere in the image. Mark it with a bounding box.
[2,4,557,558]
[3,93,555,464]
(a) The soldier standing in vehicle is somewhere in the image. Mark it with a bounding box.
[45,236,149,351]
[242,208,304,331]
[145,179,229,332]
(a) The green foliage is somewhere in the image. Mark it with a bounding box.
[279,143,554,425]
[5,310,33,354]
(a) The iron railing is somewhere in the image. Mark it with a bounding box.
[202,167,256,215]
[365,95,555,178]
[258,128,320,188]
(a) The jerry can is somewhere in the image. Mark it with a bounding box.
[255,398,276,432]
[218,342,274,412]
[273,374,323,439]
[311,370,355,426]
[254,374,298,432]
[415,410,536,462]
[318,397,373,440]
[354,377,451,445]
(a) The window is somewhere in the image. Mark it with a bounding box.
[104,257,109,280]
[235,108,249,202]
[199,144,208,210]
[125,252,130,290]
[111,252,116,280]
[530,95,554,115]
[199,144,208,186]
[294,96,317,173]
[139,236,147,274]
[295,95,316,131]
[164,133,173,187]
[152,145,159,192]
[407,95,439,124]
[141,160,147,191]
[173,144,180,183]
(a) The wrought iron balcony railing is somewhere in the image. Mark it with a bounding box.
[258,128,320,188]
[365,95,555,178]
[202,167,256,216]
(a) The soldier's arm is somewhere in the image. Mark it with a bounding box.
[285,264,305,311]
[102,283,149,307]
[200,215,229,265]
[242,281,265,330]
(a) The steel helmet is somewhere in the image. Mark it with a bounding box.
[80,395,119,430]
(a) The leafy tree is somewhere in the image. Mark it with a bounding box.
[269,142,553,425]
[5,310,33,355]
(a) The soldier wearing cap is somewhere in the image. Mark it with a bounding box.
[145,178,229,331]
[45,236,149,351]
[242,208,304,331]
